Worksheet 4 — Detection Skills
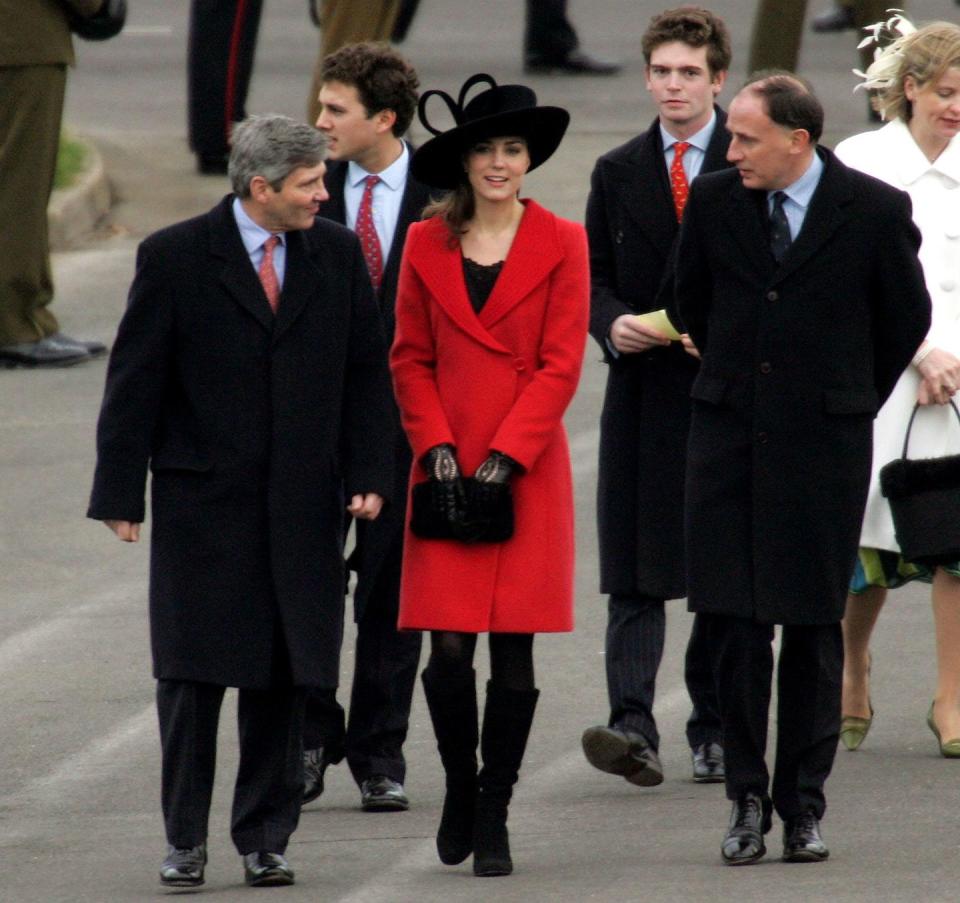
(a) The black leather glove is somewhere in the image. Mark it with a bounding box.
[474,451,518,484]
[422,443,460,482]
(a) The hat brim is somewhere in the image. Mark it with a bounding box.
[411,107,570,190]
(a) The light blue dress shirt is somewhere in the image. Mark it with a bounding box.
[766,152,824,241]
[232,196,286,288]
[660,111,717,182]
[344,142,410,263]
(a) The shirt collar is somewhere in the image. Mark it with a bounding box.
[885,118,960,187]
[772,151,824,209]
[347,141,409,191]
[659,110,717,154]
[232,196,285,254]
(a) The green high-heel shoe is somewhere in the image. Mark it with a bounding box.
[926,702,960,758]
[839,706,873,751]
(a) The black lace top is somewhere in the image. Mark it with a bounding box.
[462,256,504,314]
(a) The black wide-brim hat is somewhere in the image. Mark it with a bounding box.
[411,73,570,190]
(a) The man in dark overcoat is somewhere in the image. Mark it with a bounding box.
[88,115,395,888]
[581,7,730,788]
[303,42,432,812]
[675,74,930,865]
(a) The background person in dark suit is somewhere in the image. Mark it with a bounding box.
[581,6,729,790]
[524,0,620,74]
[88,114,396,889]
[306,41,431,813]
[675,74,930,866]
[187,0,264,175]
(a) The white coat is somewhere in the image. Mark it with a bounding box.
[836,119,960,551]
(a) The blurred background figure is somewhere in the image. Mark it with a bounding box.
[306,1,402,123]
[187,0,264,175]
[834,18,960,759]
[0,0,108,367]
[524,0,621,73]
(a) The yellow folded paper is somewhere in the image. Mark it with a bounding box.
[633,309,682,341]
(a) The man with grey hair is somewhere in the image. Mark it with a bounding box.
[88,113,396,889]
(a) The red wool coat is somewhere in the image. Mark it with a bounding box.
[390,199,589,633]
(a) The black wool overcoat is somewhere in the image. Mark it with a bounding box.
[88,196,396,688]
[317,154,434,619]
[675,148,931,625]
[586,111,730,599]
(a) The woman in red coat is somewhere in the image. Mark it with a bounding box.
[390,74,588,877]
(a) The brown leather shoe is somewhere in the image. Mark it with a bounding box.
[581,725,663,786]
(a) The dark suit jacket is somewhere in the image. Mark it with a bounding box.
[676,147,931,625]
[585,110,730,599]
[318,149,434,618]
[88,195,396,688]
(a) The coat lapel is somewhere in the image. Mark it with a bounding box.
[318,162,348,225]
[719,180,775,278]
[410,222,509,353]
[480,200,563,329]
[772,148,854,285]
[208,196,275,333]
[273,227,322,344]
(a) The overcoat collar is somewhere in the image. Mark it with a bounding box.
[207,194,326,344]
[604,107,730,255]
[408,199,563,353]
[718,146,855,285]
[884,118,960,187]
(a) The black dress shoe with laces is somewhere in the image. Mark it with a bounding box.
[721,792,772,865]
[360,775,410,812]
[302,746,330,805]
[811,4,856,32]
[524,49,621,75]
[691,741,725,783]
[581,725,663,786]
[0,334,92,368]
[159,843,206,886]
[782,812,829,862]
[243,851,295,886]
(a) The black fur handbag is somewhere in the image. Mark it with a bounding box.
[410,478,513,543]
[879,400,960,566]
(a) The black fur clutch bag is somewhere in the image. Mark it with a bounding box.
[410,478,513,543]
[880,401,960,566]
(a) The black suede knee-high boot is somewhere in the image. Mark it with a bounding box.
[421,664,479,865]
[473,681,540,877]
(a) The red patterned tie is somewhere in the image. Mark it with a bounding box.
[356,174,383,291]
[670,141,691,222]
[258,234,280,313]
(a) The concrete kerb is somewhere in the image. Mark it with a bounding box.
[48,135,112,251]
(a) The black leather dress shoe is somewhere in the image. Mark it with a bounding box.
[691,741,725,783]
[721,792,772,865]
[47,332,107,357]
[0,334,91,368]
[811,4,856,32]
[302,746,330,805]
[360,775,410,812]
[159,843,206,887]
[782,812,829,862]
[524,49,621,75]
[581,725,663,786]
[243,851,295,886]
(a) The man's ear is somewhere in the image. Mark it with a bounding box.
[712,69,728,96]
[248,174,272,203]
[374,108,398,135]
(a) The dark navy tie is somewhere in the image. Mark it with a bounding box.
[769,191,791,263]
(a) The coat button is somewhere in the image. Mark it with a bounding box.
[766,290,778,302]
[615,230,624,244]
[513,358,526,372]
[759,361,772,374]
[757,431,769,444]
[942,279,957,292]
